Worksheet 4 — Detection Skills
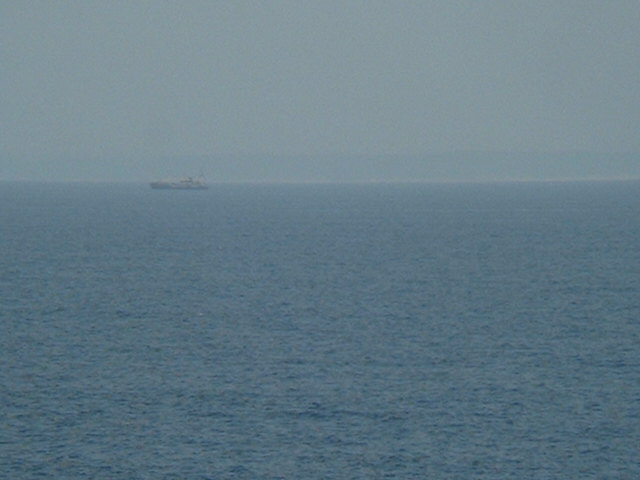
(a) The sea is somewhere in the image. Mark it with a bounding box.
[2,180,639,479]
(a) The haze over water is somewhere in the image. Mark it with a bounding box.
[2,1,639,182]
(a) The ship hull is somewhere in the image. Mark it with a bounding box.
[150,183,208,190]
[150,176,208,190]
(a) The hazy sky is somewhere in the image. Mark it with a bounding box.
[2,1,639,181]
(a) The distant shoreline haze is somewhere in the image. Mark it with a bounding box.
[2,152,639,183]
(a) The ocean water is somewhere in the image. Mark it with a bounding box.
[2,181,639,479]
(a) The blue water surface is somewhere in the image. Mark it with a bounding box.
[2,181,639,479]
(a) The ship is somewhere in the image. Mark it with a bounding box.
[150,174,208,190]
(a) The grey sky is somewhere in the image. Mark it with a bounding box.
[2,1,639,181]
